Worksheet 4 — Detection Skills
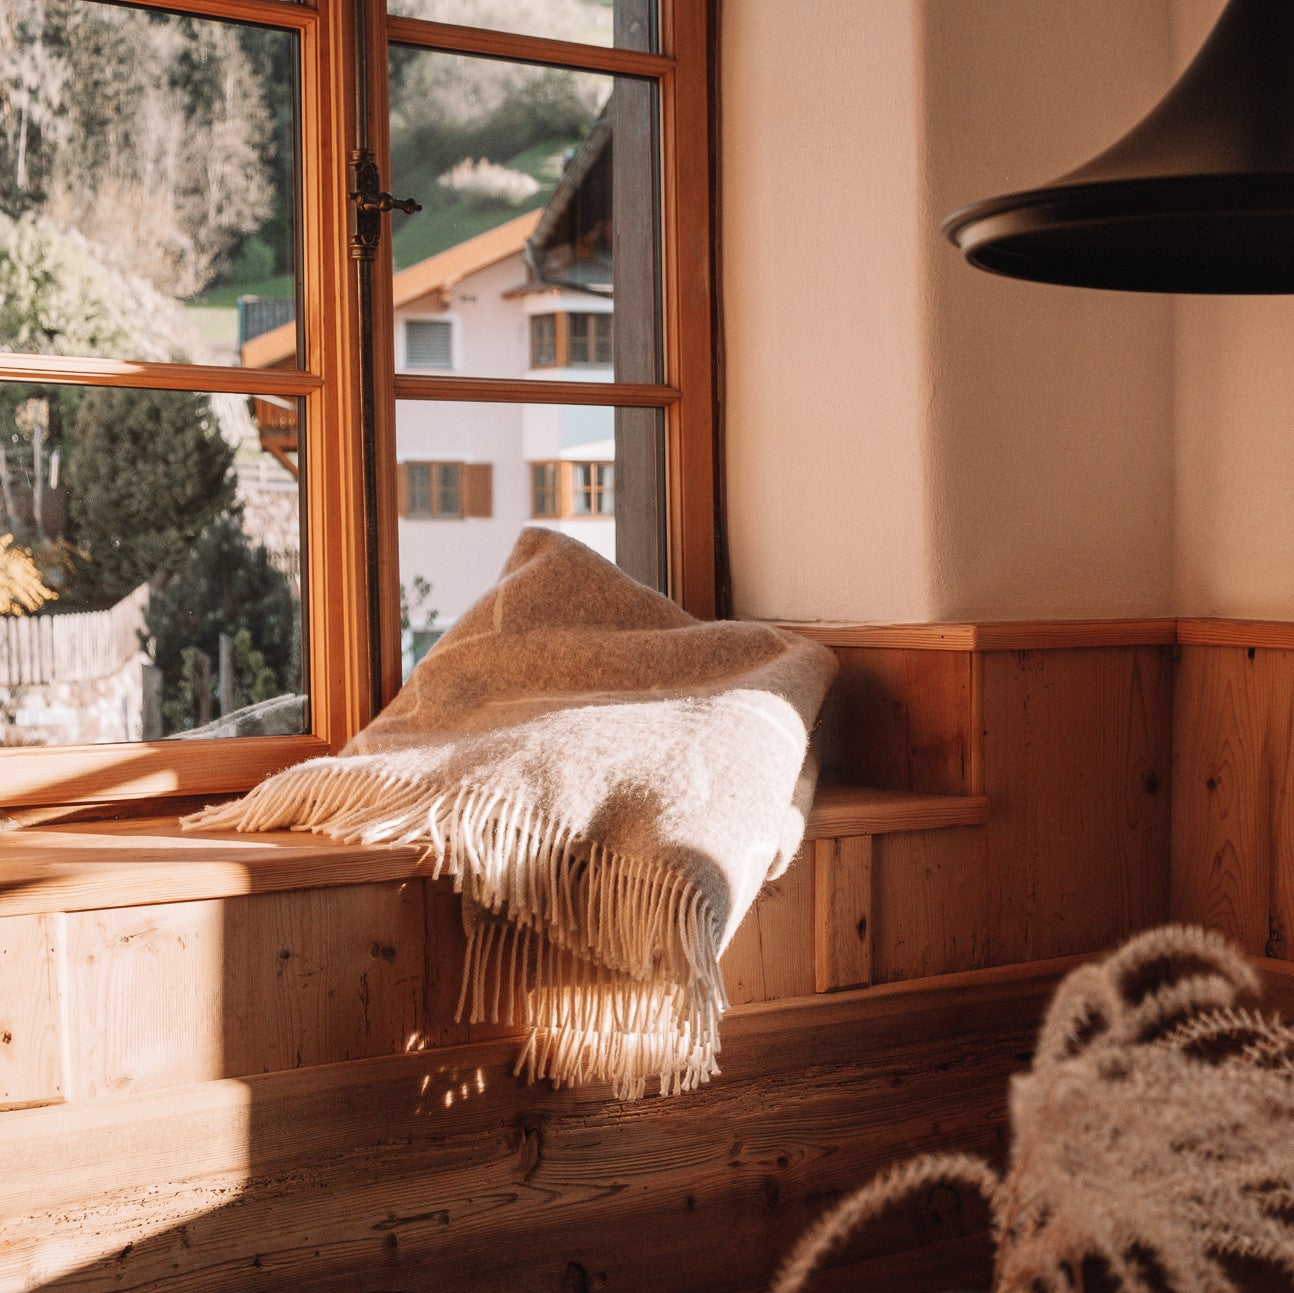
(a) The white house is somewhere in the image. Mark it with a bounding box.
[245,209,618,673]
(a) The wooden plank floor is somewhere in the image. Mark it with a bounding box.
[0,964,1061,1292]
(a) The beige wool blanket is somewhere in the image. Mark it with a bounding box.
[186,528,836,1099]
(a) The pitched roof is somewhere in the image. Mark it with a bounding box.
[241,208,542,369]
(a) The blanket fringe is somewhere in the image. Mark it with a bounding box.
[185,761,728,1099]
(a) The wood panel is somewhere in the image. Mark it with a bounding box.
[61,883,425,1098]
[0,914,64,1110]
[721,846,815,1006]
[1171,645,1294,955]
[0,960,1069,1293]
[813,836,873,993]
[871,826,991,984]
[815,647,974,794]
[805,785,988,838]
[0,817,426,919]
[982,646,1173,964]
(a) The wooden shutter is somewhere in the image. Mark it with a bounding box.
[396,463,410,517]
[461,463,493,518]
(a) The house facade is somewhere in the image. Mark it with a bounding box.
[247,211,617,672]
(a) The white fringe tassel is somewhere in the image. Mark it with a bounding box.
[185,763,729,1099]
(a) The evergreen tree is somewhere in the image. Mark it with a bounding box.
[64,387,235,607]
[143,515,299,734]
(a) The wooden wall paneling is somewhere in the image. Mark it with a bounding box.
[62,882,426,1098]
[721,845,815,1006]
[1172,645,1294,956]
[813,836,873,993]
[981,646,1173,964]
[0,963,1066,1293]
[815,648,974,794]
[0,914,65,1110]
[869,826,990,984]
[221,881,426,1076]
[63,899,225,1100]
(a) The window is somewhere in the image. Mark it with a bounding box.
[0,0,717,811]
[528,313,613,370]
[531,461,614,519]
[569,314,614,368]
[404,319,453,370]
[530,316,558,369]
[399,462,492,519]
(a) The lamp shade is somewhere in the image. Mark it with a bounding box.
[942,0,1294,293]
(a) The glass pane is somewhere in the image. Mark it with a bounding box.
[0,4,302,369]
[386,0,657,53]
[388,48,660,383]
[0,383,307,746]
[395,401,662,678]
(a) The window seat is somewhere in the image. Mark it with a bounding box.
[0,784,988,918]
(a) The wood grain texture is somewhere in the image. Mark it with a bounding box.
[783,620,1176,651]
[0,914,64,1110]
[0,734,329,812]
[970,620,1177,651]
[805,785,988,838]
[871,826,991,984]
[816,647,974,793]
[1171,645,1294,955]
[0,817,427,918]
[0,959,1070,1293]
[813,836,872,992]
[61,884,425,1098]
[1177,619,1294,650]
[982,646,1173,964]
[720,846,815,1006]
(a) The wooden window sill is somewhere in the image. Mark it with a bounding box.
[0,786,988,919]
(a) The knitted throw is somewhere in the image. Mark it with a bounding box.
[773,924,1294,1291]
[186,529,836,1100]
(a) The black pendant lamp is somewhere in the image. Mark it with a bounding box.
[943,0,1294,293]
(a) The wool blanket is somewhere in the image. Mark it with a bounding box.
[185,528,836,1099]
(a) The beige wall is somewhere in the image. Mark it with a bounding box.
[723,0,1294,625]
[1171,0,1294,618]
[721,0,932,623]
[921,0,1176,621]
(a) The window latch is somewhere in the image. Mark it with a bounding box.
[348,150,422,261]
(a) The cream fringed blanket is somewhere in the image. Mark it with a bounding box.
[185,529,836,1099]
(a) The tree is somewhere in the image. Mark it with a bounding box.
[0,3,275,299]
[143,515,299,734]
[64,387,235,607]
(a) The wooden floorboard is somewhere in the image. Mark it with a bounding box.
[1,964,1060,1292]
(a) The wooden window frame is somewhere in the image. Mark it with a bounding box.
[530,460,615,520]
[1,0,718,815]
[529,312,613,370]
[378,0,720,709]
[0,0,371,812]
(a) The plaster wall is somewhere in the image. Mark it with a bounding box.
[720,0,932,623]
[721,1,1185,623]
[1171,0,1294,618]
[921,0,1177,621]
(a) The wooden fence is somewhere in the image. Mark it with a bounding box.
[0,583,150,688]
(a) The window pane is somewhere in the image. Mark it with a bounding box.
[388,48,660,383]
[395,400,661,678]
[385,0,657,54]
[0,383,307,747]
[0,4,302,369]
